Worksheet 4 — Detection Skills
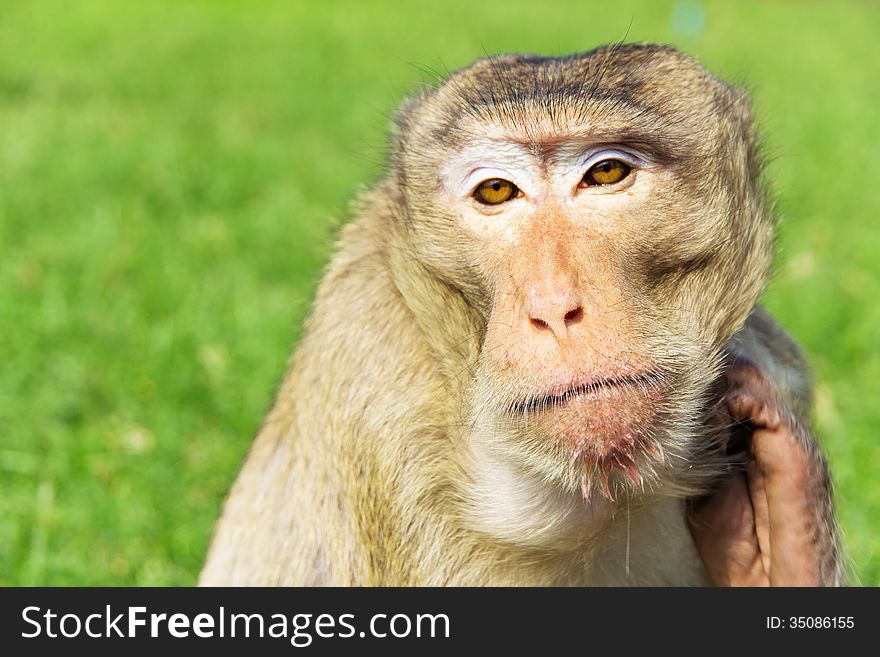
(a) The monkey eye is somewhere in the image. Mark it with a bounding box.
[581,159,632,187]
[474,178,519,205]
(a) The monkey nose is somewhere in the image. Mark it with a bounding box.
[527,288,584,340]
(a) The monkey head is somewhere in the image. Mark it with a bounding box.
[390,46,774,518]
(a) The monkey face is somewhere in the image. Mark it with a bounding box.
[395,46,773,506]
[440,127,717,504]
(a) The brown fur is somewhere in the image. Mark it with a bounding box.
[199,45,842,586]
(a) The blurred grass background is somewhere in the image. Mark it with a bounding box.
[1,0,878,585]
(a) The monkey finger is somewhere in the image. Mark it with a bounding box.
[688,472,767,586]
[745,458,772,578]
[749,425,823,586]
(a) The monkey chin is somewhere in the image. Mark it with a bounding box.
[520,377,664,503]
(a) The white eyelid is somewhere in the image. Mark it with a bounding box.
[580,148,646,171]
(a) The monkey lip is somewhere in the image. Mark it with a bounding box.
[509,372,663,415]
[508,371,666,485]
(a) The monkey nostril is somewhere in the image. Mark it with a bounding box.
[529,307,582,333]
[564,307,584,325]
[530,317,550,331]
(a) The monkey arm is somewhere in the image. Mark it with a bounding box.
[687,307,845,586]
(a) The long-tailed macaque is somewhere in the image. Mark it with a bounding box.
[200,45,844,586]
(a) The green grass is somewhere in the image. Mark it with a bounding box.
[1,0,878,585]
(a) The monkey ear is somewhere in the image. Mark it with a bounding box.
[721,353,827,480]
[724,355,786,432]
[720,355,799,456]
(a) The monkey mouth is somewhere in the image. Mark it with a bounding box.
[507,371,667,501]
[501,371,668,502]
[508,372,663,416]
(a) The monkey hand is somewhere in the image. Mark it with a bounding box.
[687,358,839,586]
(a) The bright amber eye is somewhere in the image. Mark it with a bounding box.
[474,178,518,205]
[582,159,631,186]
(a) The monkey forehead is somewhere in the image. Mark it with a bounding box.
[396,44,744,160]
